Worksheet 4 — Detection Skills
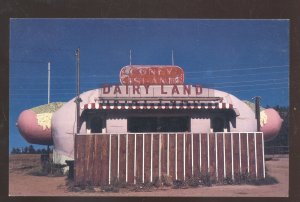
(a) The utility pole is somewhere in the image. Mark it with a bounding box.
[172,50,174,65]
[48,62,51,104]
[253,96,261,131]
[72,49,82,181]
[75,48,82,134]
[129,49,132,65]
[47,62,51,156]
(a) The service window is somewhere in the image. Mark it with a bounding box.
[90,117,102,133]
[127,117,157,132]
[128,116,190,133]
[159,117,190,132]
[212,117,224,132]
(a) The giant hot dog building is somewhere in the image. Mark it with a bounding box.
[17,65,283,166]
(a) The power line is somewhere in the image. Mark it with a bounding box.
[12,88,77,91]
[10,64,289,78]
[203,77,289,86]
[188,70,288,80]
[217,81,288,89]
[10,71,286,81]
[10,82,288,96]
[186,64,288,74]
[10,79,289,92]
[11,78,289,91]
[10,68,288,80]
[10,60,45,64]
[9,74,117,79]
[11,47,75,52]
[229,86,289,93]
[10,98,69,101]
[10,92,76,96]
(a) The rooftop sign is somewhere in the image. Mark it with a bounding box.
[120,65,184,85]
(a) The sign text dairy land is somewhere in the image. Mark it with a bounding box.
[101,84,202,96]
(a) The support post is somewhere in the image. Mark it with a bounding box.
[48,62,50,104]
[74,48,82,183]
[75,48,82,134]
[47,62,51,156]
[253,96,261,132]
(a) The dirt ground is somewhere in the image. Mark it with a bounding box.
[9,154,289,197]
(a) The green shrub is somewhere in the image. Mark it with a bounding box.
[247,174,278,185]
[172,179,185,189]
[185,176,201,187]
[223,176,234,185]
[161,174,173,186]
[199,172,212,187]
[65,172,279,193]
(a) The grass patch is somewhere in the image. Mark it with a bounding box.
[65,172,278,193]
[247,174,278,185]
[229,172,278,186]
[172,179,187,189]
[199,172,213,187]
[28,160,65,177]
[161,174,173,186]
[66,178,124,193]
[129,182,154,192]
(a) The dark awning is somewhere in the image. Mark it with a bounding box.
[82,102,233,110]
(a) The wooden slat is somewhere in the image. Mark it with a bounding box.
[74,135,85,185]
[217,133,224,181]
[200,133,208,175]
[161,134,168,176]
[177,133,184,181]
[144,134,151,182]
[81,135,88,185]
[90,136,97,185]
[83,136,89,185]
[185,133,192,178]
[86,135,95,185]
[233,133,240,176]
[256,133,264,179]
[248,133,256,178]
[110,135,118,183]
[240,133,248,174]
[127,134,135,184]
[152,134,159,181]
[209,133,216,180]
[118,134,126,183]
[74,135,79,185]
[169,134,176,180]
[94,135,102,186]
[100,135,109,185]
[193,133,200,177]
[225,133,232,179]
[136,134,143,183]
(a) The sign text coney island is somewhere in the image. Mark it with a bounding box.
[120,65,184,85]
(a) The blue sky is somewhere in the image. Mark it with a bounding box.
[9,19,289,150]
